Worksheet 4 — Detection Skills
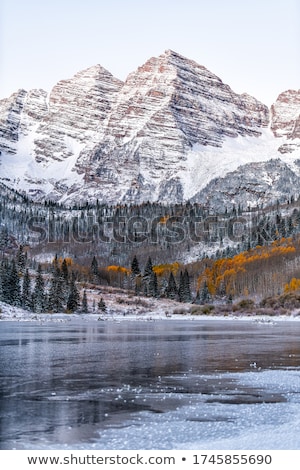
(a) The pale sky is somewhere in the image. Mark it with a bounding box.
[0,0,299,105]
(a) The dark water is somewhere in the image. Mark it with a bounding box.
[0,318,300,449]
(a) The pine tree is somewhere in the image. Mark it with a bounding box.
[130,255,141,294]
[178,271,185,302]
[143,257,153,278]
[287,216,294,236]
[142,257,153,296]
[61,258,69,283]
[66,274,80,312]
[98,297,107,313]
[6,259,21,306]
[0,259,9,302]
[17,244,26,274]
[33,264,46,313]
[183,269,192,303]
[53,254,59,271]
[135,274,142,296]
[131,255,140,276]
[149,271,158,297]
[166,272,177,299]
[197,280,211,304]
[81,290,88,313]
[48,266,65,312]
[0,227,9,256]
[178,269,192,303]
[22,268,32,310]
[90,256,99,278]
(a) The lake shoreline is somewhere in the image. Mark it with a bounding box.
[1,300,300,324]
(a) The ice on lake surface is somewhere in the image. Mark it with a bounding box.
[0,319,300,449]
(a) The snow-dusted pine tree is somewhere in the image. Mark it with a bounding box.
[22,268,32,311]
[166,272,177,299]
[67,274,80,312]
[81,290,88,313]
[33,264,46,313]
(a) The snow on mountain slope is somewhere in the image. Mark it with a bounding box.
[0,144,84,200]
[0,89,48,155]
[0,51,299,208]
[191,158,300,212]
[180,129,294,201]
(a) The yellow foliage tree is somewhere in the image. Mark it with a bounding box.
[284,278,300,293]
[153,262,180,277]
[107,265,130,275]
[197,236,299,299]
[159,216,170,224]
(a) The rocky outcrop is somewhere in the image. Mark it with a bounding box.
[271,89,300,138]
[271,89,300,154]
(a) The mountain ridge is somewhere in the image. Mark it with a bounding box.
[0,50,299,209]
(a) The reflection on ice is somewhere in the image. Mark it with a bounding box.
[0,320,300,449]
[93,370,300,450]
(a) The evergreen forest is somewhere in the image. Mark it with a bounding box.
[2,182,300,314]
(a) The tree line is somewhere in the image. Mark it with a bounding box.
[0,249,107,314]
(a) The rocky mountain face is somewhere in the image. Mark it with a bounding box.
[0,50,299,209]
[34,65,123,164]
[270,89,300,155]
[78,50,270,204]
[0,88,48,154]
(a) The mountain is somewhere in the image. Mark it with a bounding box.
[0,50,299,208]
[271,89,300,154]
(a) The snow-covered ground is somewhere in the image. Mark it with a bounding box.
[11,372,297,450]
[1,299,300,323]
[89,369,300,450]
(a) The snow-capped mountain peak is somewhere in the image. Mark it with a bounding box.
[0,51,299,208]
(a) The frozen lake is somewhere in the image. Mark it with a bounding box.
[0,318,300,449]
